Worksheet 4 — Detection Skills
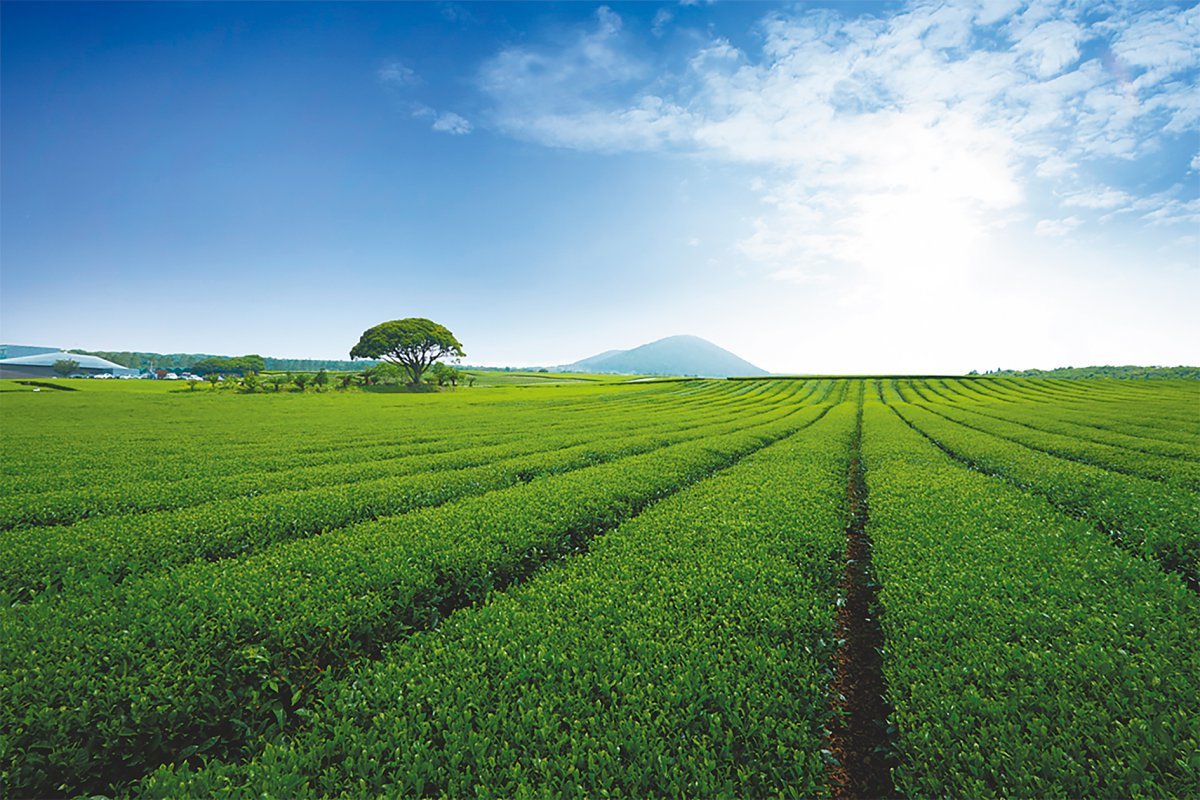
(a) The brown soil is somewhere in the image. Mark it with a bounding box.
[828,401,896,800]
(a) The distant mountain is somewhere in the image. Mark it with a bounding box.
[569,349,625,371]
[565,335,769,378]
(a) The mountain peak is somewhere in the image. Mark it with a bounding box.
[566,335,768,378]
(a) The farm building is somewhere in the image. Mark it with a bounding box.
[0,351,139,379]
[0,344,60,360]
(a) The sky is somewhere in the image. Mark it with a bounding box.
[2,0,1197,373]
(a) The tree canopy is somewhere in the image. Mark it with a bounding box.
[350,318,465,386]
[52,359,80,377]
[430,362,464,387]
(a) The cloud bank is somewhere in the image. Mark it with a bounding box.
[477,2,1199,286]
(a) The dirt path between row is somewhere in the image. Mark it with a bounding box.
[828,388,896,799]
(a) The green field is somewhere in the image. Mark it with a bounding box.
[1,377,1197,797]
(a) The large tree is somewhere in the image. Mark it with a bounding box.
[350,318,465,386]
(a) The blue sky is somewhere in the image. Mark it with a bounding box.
[2,0,1197,373]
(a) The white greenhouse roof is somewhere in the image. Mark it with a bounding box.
[0,351,129,370]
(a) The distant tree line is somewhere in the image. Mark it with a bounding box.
[264,357,380,372]
[969,365,1199,380]
[70,350,217,371]
[71,350,379,373]
[190,355,266,376]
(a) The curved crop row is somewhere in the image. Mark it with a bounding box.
[0,379,769,495]
[913,402,1200,490]
[140,398,858,799]
[939,379,1021,404]
[863,403,1200,798]
[893,404,1199,588]
[902,381,960,407]
[0,380,785,497]
[0,391,813,603]
[935,383,1200,461]
[0,381,808,529]
[0,400,833,797]
[979,379,1200,431]
[0,434,520,529]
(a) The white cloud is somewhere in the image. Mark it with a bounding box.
[1139,195,1200,228]
[1109,6,1199,86]
[440,4,477,25]
[1035,155,1075,177]
[476,1,1199,285]
[973,0,1022,27]
[1035,216,1083,236]
[413,105,473,135]
[1012,19,1082,78]
[380,62,470,135]
[377,60,419,87]
[479,6,664,148]
[1061,187,1133,209]
[432,112,472,135]
[652,8,673,37]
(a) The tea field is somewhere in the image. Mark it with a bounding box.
[1,376,1197,798]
